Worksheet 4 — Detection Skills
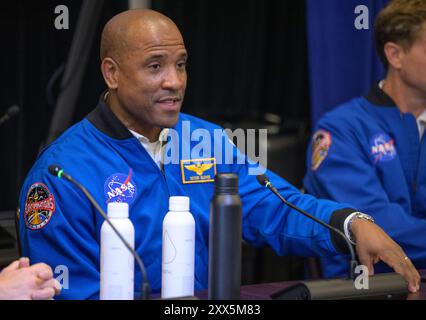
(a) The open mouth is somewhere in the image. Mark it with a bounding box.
[157,97,181,104]
[156,97,181,110]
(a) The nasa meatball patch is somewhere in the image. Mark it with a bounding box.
[104,169,137,204]
[24,183,56,230]
[370,133,396,164]
[311,130,332,171]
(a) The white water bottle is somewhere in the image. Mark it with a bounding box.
[161,196,195,298]
[100,202,135,300]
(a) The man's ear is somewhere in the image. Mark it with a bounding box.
[384,42,404,70]
[101,58,119,90]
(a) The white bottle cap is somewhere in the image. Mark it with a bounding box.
[169,196,190,212]
[107,202,129,218]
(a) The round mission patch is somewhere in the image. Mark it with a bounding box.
[24,183,55,230]
[311,130,332,171]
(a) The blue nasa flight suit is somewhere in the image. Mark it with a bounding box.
[19,95,355,299]
[304,84,426,278]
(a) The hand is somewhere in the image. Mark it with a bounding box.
[0,258,61,300]
[30,265,62,300]
[18,257,30,268]
[351,219,420,293]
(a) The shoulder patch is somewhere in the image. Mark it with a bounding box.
[311,130,332,171]
[24,183,56,230]
[370,133,396,164]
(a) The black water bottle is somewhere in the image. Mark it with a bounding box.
[208,173,242,300]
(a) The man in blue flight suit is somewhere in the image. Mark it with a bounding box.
[304,0,426,279]
[19,9,419,299]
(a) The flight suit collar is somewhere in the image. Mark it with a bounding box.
[365,82,397,108]
[86,92,136,140]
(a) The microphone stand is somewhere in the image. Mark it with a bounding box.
[257,174,409,300]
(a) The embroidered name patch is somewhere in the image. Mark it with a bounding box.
[180,158,216,184]
[370,133,396,164]
[311,130,332,171]
[25,183,55,230]
[104,169,137,204]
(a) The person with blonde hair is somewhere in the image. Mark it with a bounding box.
[305,0,426,278]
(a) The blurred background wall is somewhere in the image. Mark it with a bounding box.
[0,0,388,283]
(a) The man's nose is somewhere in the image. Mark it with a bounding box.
[162,66,186,91]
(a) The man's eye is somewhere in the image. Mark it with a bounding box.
[149,64,161,70]
[177,62,187,69]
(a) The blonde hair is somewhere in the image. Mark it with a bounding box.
[375,0,426,68]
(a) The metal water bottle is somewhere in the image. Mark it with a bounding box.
[100,202,135,300]
[161,196,195,299]
[208,173,242,300]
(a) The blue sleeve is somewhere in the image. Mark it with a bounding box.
[225,138,351,258]
[304,120,426,265]
[19,161,100,300]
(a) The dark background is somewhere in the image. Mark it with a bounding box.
[0,0,312,283]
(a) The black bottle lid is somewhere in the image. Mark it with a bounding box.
[214,173,238,194]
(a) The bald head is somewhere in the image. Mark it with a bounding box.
[99,8,187,142]
[100,9,183,62]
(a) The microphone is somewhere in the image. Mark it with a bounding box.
[256,174,408,300]
[48,164,151,300]
[0,105,20,127]
[256,174,358,279]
